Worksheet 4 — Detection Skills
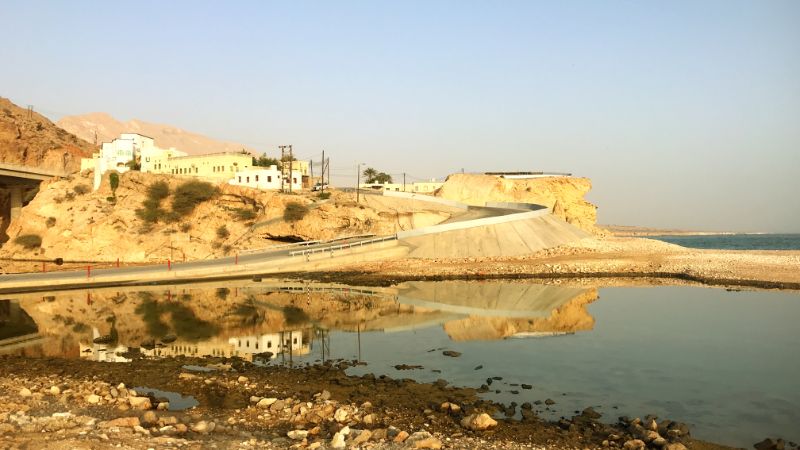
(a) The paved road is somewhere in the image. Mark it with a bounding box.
[0,236,375,287]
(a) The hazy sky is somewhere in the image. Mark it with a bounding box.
[2,1,798,232]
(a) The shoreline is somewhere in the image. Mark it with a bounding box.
[0,355,736,450]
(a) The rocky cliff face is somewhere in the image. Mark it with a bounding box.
[0,98,94,172]
[0,171,461,268]
[435,174,600,234]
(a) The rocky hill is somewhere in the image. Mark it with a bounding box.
[57,112,254,155]
[435,173,601,234]
[0,97,95,172]
[0,171,462,270]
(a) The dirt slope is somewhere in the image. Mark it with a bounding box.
[0,97,94,172]
[436,173,600,234]
[57,112,254,155]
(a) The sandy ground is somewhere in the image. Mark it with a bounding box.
[291,237,800,290]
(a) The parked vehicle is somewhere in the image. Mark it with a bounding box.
[312,182,329,191]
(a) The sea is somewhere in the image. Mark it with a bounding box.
[648,233,800,250]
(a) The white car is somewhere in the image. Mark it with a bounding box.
[312,183,329,191]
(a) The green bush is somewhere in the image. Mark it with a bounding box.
[216,225,230,239]
[73,184,90,195]
[316,192,331,200]
[232,208,257,221]
[179,222,192,233]
[171,180,218,217]
[283,202,309,221]
[283,306,310,326]
[109,172,120,195]
[135,206,165,223]
[14,234,42,250]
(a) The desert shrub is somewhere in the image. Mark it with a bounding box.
[45,217,56,228]
[14,234,42,249]
[171,181,218,217]
[222,244,232,254]
[109,172,119,195]
[283,306,310,326]
[137,181,170,223]
[232,208,257,221]
[316,192,331,200]
[179,222,192,233]
[211,241,222,249]
[216,288,230,300]
[73,184,90,195]
[147,181,170,201]
[283,202,309,221]
[216,225,229,239]
[65,192,75,201]
[106,196,116,203]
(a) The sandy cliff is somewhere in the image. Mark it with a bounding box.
[0,98,94,172]
[0,171,462,267]
[435,174,600,234]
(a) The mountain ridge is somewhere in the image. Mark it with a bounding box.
[57,112,255,156]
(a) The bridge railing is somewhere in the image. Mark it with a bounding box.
[289,234,397,257]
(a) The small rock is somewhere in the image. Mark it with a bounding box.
[352,429,372,445]
[754,439,785,450]
[86,394,101,404]
[394,430,410,443]
[521,384,532,389]
[460,413,498,431]
[141,411,158,426]
[191,420,215,434]
[287,429,308,440]
[544,399,555,405]
[623,439,646,450]
[237,376,249,383]
[257,398,277,408]
[319,390,331,401]
[334,408,348,423]
[442,350,461,357]
[664,444,688,450]
[582,407,602,419]
[50,386,61,395]
[330,431,346,448]
[19,388,32,397]
[129,397,152,410]
[652,437,668,447]
[415,437,444,449]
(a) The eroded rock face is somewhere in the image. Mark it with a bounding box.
[460,413,498,431]
[0,97,94,172]
[436,173,600,234]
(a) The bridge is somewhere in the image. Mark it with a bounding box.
[0,163,67,230]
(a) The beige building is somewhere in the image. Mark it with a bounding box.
[150,152,254,181]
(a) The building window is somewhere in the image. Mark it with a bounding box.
[267,176,272,182]
[255,175,259,182]
[246,176,250,183]
[238,176,241,182]
[267,341,272,349]
[255,342,259,349]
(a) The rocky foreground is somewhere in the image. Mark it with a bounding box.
[0,355,744,450]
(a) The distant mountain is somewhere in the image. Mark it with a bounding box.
[0,97,94,172]
[57,112,254,156]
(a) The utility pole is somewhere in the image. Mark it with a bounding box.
[279,145,293,193]
[288,145,293,193]
[356,163,363,202]
[320,150,325,195]
[403,173,406,192]
[27,105,33,119]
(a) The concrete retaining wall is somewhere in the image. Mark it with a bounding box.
[383,190,469,210]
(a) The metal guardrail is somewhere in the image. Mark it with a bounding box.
[289,234,398,257]
[240,233,378,255]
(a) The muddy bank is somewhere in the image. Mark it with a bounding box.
[0,355,737,450]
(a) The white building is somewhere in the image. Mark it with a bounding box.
[228,165,302,191]
[229,330,310,358]
[81,133,188,190]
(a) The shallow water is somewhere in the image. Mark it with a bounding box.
[1,280,797,447]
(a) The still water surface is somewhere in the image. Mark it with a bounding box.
[1,280,797,447]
